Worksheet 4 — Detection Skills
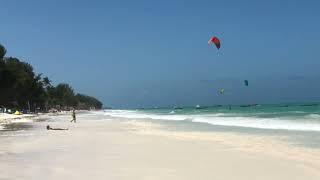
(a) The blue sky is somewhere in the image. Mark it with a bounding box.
[1,0,320,108]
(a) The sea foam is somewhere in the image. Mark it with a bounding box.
[103,109,320,132]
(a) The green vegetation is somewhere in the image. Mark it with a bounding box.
[0,43,103,111]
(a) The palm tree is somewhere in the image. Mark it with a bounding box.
[0,44,6,60]
[43,76,52,88]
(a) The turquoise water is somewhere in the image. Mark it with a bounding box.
[143,104,319,118]
[104,103,320,148]
[105,103,320,131]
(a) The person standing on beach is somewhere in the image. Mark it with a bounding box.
[70,109,76,123]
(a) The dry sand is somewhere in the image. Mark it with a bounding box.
[0,115,320,180]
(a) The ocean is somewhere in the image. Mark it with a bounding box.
[103,103,320,148]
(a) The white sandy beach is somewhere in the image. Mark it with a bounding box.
[0,113,36,124]
[0,112,320,180]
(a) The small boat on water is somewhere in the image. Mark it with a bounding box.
[173,106,183,110]
[300,104,318,107]
[240,104,259,107]
[195,105,207,109]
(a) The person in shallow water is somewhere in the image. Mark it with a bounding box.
[46,125,68,130]
[70,109,76,123]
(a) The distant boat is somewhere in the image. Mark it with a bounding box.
[195,105,207,109]
[173,106,183,110]
[300,104,318,107]
[240,104,259,107]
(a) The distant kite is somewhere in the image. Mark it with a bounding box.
[244,80,249,86]
[218,88,225,95]
[208,36,221,50]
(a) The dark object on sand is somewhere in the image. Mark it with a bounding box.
[46,125,68,131]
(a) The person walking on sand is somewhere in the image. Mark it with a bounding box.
[70,109,76,123]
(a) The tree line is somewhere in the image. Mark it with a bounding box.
[0,43,103,112]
